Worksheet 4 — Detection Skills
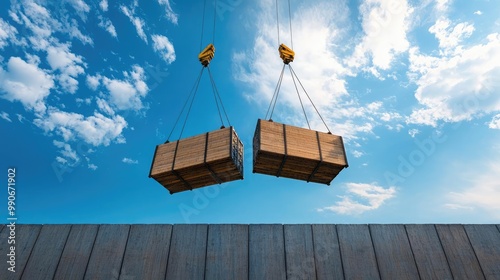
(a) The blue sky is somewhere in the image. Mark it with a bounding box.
[1,0,499,224]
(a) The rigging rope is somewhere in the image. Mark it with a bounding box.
[288,0,293,49]
[200,0,207,51]
[289,66,309,129]
[208,66,231,127]
[266,64,286,120]
[276,0,280,44]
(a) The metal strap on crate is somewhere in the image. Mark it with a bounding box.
[277,123,288,177]
[308,131,323,183]
[172,140,192,191]
[204,132,222,184]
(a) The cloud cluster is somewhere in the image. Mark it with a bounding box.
[318,183,396,215]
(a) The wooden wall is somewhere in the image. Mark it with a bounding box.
[1,224,499,279]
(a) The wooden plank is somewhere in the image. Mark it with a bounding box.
[249,224,286,280]
[21,225,71,280]
[370,224,419,280]
[84,224,130,280]
[464,224,500,279]
[205,224,248,280]
[166,224,208,280]
[53,225,98,280]
[405,224,453,279]
[435,224,484,280]
[0,225,41,280]
[120,224,172,280]
[311,224,344,280]
[337,224,380,279]
[284,224,316,280]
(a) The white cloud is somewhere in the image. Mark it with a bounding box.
[53,140,80,165]
[352,150,364,158]
[152,34,176,64]
[408,128,420,138]
[86,74,101,90]
[88,163,98,170]
[408,33,500,126]
[489,114,500,129]
[122,157,138,164]
[98,16,117,38]
[99,0,108,12]
[347,0,413,71]
[96,97,115,116]
[474,10,482,16]
[46,43,86,93]
[157,0,178,24]
[68,0,90,15]
[121,4,148,43]
[0,18,18,49]
[317,182,396,215]
[34,109,127,146]
[0,111,12,122]
[435,0,451,12]
[429,18,474,52]
[102,65,149,111]
[0,56,54,113]
[446,161,500,218]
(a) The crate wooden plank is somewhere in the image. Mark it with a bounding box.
[284,224,316,280]
[120,224,172,279]
[434,224,484,280]
[249,224,286,280]
[21,225,71,280]
[370,224,419,280]
[205,224,248,280]
[311,224,344,280]
[253,119,347,184]
[166,224,207,280]
[337,224,380,279]
[84,224,130,280]
[0,225,41,280]
[464,224,500,279]
[405,224,453,279]
[53,225,98,280]
[151,127,242,193]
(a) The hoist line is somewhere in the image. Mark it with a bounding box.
[208,66,231,127]
[178,68,205,141]
[200,0,207,51]
[287,0,293,49]
[289,65,310,129]
[212,0,217,45]
[266,64,286,120]
[166,67,205,142]
[289,65,331,133]
[276,0,280,45]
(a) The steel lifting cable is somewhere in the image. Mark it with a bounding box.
[276,0,293,46]
[166,67,205,142]
[289,65,331,133]
[289,66,310,129]
[200,0,217,49]
[208,66,231,127]
[266,64,286,120]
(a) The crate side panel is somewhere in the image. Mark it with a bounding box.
[150,142,177,177]
[285,125,320,160]
[259,120,285,154]
[319,133,348,166]
[174,134,206,169]
[206,128,231,162]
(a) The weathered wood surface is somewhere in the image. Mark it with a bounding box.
[4,224,500,279]
[150,127,243,194]
[253,119,347,185]
[337,224,380,279]
[464,224,500,280]
[249,224,286,280]
[311,224,344,280]
[435,224,485,280]
[21,225,71,280]
[370,224,419,280]
[54,224,98,280]
[406,224,453,280]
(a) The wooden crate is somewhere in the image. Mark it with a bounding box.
[149,127,244,194]
[253,119,348,185]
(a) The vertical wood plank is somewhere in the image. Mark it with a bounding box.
[405,224,453,280]
[20,224,71,280]
[284,224,316,280]
[370,224,419,280]
[249,224,286,280]
[120,224,172,280]
[436,224,485,280]
[84,224,130,280]
[205,224,248,280]
[1,225,41,280]
[166,224,207,280]
[337,224,380,280]
[311,224,343,280]
[464,224,500,279]
[53,224,98,280]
